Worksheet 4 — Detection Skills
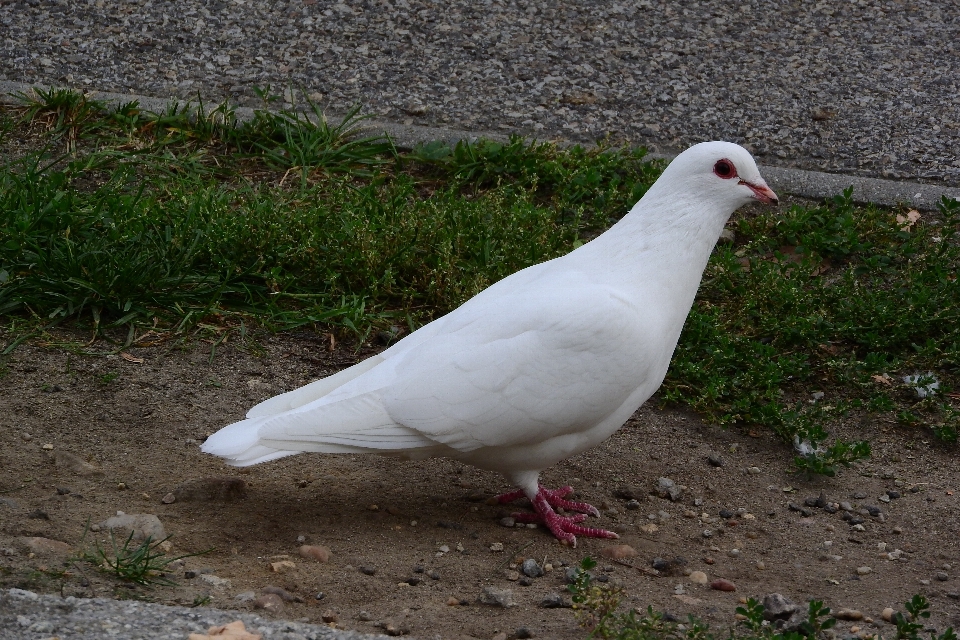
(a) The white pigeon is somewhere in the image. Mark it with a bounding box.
[202,141,778,545]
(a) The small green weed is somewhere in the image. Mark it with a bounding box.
[80,531,205,587]
[191,595,213,607]
[891,595,958,640]
[569,557,954,640]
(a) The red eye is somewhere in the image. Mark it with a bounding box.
[714,159,737,179]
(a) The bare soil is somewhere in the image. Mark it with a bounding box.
[1,329,959,639]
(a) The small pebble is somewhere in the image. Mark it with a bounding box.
[262,586,301,602]
[321,609,338,623]
[161,493,176,504]
[521,558,544,578]
[887,490,901,499]
[269,560,296,573]
[490,542,504,552]
[252,593,284,613]
[702,530,713,538]
[835,608,864,621]
[360,565,377,575]
[689,571,708,584]
[504,570,520,581]
[857,566,872,575]
[515,627,534,639]
[541,593,570,608]
[710,578,736,591]
[936,572,950,582]
[499,517,516,528]
[599,544,637,561]
[746,467,761,475]
[882,607,895,622]
[358,611,375,621]
[879,495,891,503]
[428,569,440,580]
[299,545,332,563]
[478,586,516,608]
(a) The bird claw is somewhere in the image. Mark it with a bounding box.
[495,484,600,516]
[498,484,617,546]
[541,512,619,548]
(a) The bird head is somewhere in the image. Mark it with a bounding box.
[660,141,779,209]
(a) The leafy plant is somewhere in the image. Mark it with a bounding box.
[893,595,957,640]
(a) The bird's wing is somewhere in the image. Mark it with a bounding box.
[381,283,659,452]
[246,356,384,418]
[245,317,448,418]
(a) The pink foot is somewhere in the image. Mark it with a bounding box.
[495,485,618,547]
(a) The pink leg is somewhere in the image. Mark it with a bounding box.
[495,484,618,547]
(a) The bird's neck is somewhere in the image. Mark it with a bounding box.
[574,187,732,310]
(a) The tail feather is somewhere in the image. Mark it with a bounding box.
[203,388,440,466]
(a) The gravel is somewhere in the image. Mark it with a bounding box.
[0,0,958,187]
[0,588,390,640]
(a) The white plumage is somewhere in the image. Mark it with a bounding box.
[202,141,778,545]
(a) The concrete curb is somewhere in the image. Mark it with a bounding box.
[3,80,959,211]
[1,588,393,640]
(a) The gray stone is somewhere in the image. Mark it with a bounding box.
[521,558,544,578]
[478,586,515,608]
[540,593,571,608]
[761,594,799,620]
[99,512,166,541]
[655,477,683,502]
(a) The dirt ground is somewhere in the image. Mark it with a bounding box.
[1,328,959,640]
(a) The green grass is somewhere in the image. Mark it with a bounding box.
[1,87,958,474]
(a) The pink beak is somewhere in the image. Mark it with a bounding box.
[740,179,779,205]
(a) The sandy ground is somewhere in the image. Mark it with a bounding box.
[2,329,960,639]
